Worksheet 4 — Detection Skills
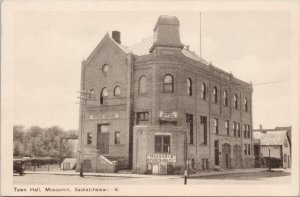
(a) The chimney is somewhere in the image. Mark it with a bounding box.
[112,31,121,44]
[149,15,184,53]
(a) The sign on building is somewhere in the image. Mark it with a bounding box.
[159,111,178,121]
[146,154,176,163]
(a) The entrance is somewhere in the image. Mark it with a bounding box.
[222,143,231,169]
[233,145,242,168]
[97,124,109,154]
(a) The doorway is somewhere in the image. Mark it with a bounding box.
[97,124,109,154]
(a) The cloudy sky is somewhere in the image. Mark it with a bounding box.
[8,2,296,130]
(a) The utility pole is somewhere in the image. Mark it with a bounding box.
[77,90,94,177]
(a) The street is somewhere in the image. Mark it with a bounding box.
[14,170,291,185]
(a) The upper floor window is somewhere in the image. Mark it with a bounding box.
[163,74,174,93]
[200,83,206,100]
[213,86,218,103]
[187,78,192,96]
[114,86,121,96]
[244,97,248,111]
[102,64,109,73]
[233,94,238,109]
[115,131,120,144]
[138,75,147,94]
[237,123,240,137]
[136,111,149,125]
[100,87,108,104]
[87,132,92,145]
[214,118,219,134]
[233,122,236,136]
[225,120,229,135]
[223,90,228,106]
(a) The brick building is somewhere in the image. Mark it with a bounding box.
[77,15,254,174]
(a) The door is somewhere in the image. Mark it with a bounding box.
[222,143,231,169]
[97,124,109,154]
[233,145,242,168]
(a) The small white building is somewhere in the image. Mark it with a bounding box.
[253,129,291,168]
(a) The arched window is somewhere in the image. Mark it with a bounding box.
[213,86,218,103]
[244,97,248,111]
[163,74,174,93]
[223,90,228,106]
[100,87,108,104]
[102,64,109,73]
[233,94,238,109]
[187,78,192,96]
[88,89,95,100]
[138,75,147,94]
[114,86,121,96]
[200,83,206,100]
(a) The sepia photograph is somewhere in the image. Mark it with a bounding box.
[1,0,299,196]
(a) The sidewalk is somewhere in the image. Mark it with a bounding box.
[25,168,274,179]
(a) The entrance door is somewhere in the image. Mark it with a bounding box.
[233,145,242,168]
[222,143,231,169]
[97,124,109,154]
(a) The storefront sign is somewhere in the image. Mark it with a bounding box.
[89,113,119,120]
[146,154,176,163]
[159,111,178,121]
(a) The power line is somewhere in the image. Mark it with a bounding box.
[252,80,289,86]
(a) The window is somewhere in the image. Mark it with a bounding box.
[155,135,170,153]
[187,78,192,96]
[248,144,251,155]
[138,75,147,94]
[233,122,236,136]
[88,89,96,100]
[136,112,149,125]
[200,83,206,100]
[244,97,248,111]
[247,125,251,138]
[200,116,207,145]
[163,74,174,93]
[100,87,108,104]
[233,94,238,109]
[225,120,229,135]
[214,118,218,134]
[214,140,219,165]
[115,131,120,144]
[186,114,194,144]
[213,86,218,103]
[114,86,121,96]
[223,90,228,106]
[244,144,247,155]
[244,124,247,138]
[237,123,240,137]
[87,132,92,145]
[102,64,109,73]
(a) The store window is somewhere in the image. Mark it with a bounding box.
[155,135,170,153]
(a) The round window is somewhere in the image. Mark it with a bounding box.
[102,64,109,73]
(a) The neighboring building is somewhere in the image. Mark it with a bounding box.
[77,15,254,174]
[253,126,291,169]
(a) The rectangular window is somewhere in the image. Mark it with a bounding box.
[186,114,193,144]
[237,123,240,137]
[136,112,149,125]
[200,116,207,145]
[233,122,236,136]
[244,124,247,138]
[214,118,219,134]
[214,140,219,165]
[244,144,247,155]
[87,132,92,145]
[225,120,229,135]
[115,131,120,144]
[248,144,251,155]
[247,125,251,138]
[155,135,170,153]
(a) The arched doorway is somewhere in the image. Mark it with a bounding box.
[233,145,242,168]
[222,143,231,169]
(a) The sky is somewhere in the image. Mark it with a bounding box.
[11,8,293,130]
